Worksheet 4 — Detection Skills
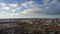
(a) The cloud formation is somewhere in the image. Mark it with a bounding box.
[21,1,39,8]
[8,4,18,7]
[0,0,60,18]
[0,2,20,17]
[22,8,42,14]
[21,0,60,15]
[1,6,10,10]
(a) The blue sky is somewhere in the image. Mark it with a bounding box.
[0,0,60,18]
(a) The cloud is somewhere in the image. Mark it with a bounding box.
[1,6,10,10]
[21,1,39,8]
[0,2,20,17]
[0,0,60,18]
[0,3,7,7]
[9,13,20,16]
[11,7,21,13]
[22,8,42,14]
[11,9,16,12]
[0,2,20,13]
[0,11,5,14]
[0,3,11,11]
[21,1,45,14]
[43,0,49,6]
[21,0,60,15]
[8,4,18,7]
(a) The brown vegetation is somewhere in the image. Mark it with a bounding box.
[0,18,60,34]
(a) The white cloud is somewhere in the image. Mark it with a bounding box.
[16,7,21,10]
[11,9,16,12]
[10,13,19,16]
[11,7,21,12]
[8,4,18,7]
[0,0,60,18]
[21,0,60,15]
[21,1,38,8]
[1,6,10,10]
[21,1,42,14]
[22,8,42,14]
[0,3,10,10]
[22,9,33,14]
[46,0,58,7]
[0,3,20,13]
[0,3,7,7]
[0,2,20,18]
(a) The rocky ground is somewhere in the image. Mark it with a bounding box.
[0,18,60,34]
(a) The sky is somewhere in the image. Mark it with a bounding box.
[0,0,60,18]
